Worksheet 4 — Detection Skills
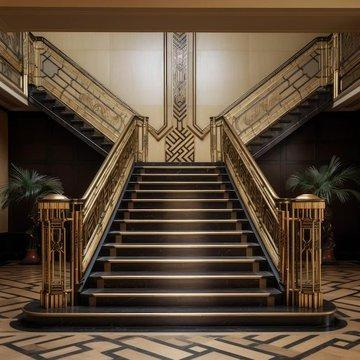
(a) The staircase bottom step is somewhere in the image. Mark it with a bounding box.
[23,301,336,328]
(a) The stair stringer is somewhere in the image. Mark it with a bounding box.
[248,85,333,158]
[29,85,112,156]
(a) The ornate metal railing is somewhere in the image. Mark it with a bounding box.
[27,34,140,142]
[211,117,325,309]
[38,116,148,309]
[338,33,360,93]
[0,32,28,96]
[214,36,334,144]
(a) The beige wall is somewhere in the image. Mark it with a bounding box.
[196,33,320,127]
[36,32,321,160]
[0,109,8,232]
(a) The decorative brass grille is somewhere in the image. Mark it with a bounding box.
[38,116,148,308]
[28,35,139,142]
[0,32,25,93]
[214,36,333,144]
[212,117,325,309]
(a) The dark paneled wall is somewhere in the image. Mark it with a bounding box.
[8,111,104,232]
[257,111,360,260]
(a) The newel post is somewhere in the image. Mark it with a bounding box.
[39,194,84,309]
[210,117,223,162]
[135,116,149,162]
[283,194,325,309]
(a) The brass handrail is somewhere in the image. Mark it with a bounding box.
[38,115,148,309]
[212,116,325,309]
[28,33,144,142]
[82,116,148,271]
[212,116,282,266]
[214,35,334,144]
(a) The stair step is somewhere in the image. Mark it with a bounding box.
[96,255,264,273]
[117,219,246,224]
[102,242,260,257]
[91,271,272,279]
[82,288,279,307]
[23,301,336,327]
[125,189,234,199]
[117,208,244,220]
[128,181,232,190]
[119,208,242,212]
[114,218,249,231]
[136,165,224,169]
[121,198,240,210]
[103,242,259,249]
[97,256,265,263]
[127,189,229,193]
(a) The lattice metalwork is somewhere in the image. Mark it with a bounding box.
[38,117,148,308]
[28,36,137,142]
[212,117,325,309]
[340,33,360,92]
[216,37,333,144]
[0,32,23,90]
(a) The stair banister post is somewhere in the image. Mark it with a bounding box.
[134,116,149,162]
[39,194,85,309]
[287,194,325,309]
[332,33,341,99]
[210,116,224,162]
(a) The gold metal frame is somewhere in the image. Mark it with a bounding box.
[38,116,148,309]
[211,117,325,309]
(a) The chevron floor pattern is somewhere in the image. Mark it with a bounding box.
[0,262,358,359]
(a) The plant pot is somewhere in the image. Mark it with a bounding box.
[322,247,336,264]
[21,249,40,265]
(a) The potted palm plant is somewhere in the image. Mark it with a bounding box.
[0,164,63,264]
[287,156,360,263]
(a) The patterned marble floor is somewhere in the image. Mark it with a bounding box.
[0,262,358,359]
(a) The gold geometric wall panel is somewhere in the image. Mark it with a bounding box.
[165,127,195,162]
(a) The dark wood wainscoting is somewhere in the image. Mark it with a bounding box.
[8,111,104,234]
[257,111,360,260]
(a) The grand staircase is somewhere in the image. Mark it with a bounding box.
[25,162,335,328]
[80,163,282,325]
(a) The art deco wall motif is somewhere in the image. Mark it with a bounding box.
[164,33,195,162]
[146,33,209,161]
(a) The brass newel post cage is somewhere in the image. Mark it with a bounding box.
[39,194,84,309]
[278,195,325,309]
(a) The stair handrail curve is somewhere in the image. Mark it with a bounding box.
[38,115,148,309]
[211,116,325,309]
[213,35,334,144]
[27,33,146,143]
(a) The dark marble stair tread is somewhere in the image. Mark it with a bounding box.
[134,165,225,169]
[109,230,253,235]
[116,219,247,223]
[82,288,281,296]
[117,208,243,212]
[90,271,274,278]
[103,242,259,248]
[97,256,265,262]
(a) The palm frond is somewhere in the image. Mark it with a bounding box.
[0,164,64,209]
[287,156,360,205]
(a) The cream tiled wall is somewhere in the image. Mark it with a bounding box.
[36,32,322,160]
[0,109,8,232]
